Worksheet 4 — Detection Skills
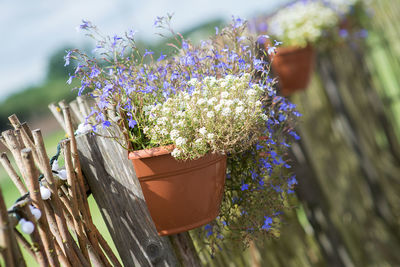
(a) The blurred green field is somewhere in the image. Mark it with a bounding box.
[0,130,120,266]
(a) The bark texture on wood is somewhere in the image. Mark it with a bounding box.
[76,128,179,267]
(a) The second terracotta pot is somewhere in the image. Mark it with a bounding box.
[129,146,227,236]
[271,45,315,96]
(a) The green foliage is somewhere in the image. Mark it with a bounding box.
[0,80,76,131]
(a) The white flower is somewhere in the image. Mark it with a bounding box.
[255,100,262,106]
[215,103,223,112]
[204,76,217,86]
[143,105,153,115]
[162,107,170,113]
[268,1,338,47]
[75,123,92,135]
[199,127,207,135]
[171,148,182,158]
[197,98,206,105]
[221,107,231,116]
[207,111,215,118]
[156,117,167,125]
[224,100,234,106]
[175,137,187,146]
[188,78,198,86]
[207,133,214,140]
[221,91,229,98]
[235,106,244,114]
[176,111,185,117]
[161,129,168,135]
[170,129,180,139]
[246,89,257,96]
[207,97,217,105]
[261,114,269,121]
[195,138,203,144]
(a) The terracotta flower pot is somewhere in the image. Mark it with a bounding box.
[271,45,315,96]
[128,146,227,236]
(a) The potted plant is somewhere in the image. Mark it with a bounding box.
[66,17,300,251]
[265,0,339,96]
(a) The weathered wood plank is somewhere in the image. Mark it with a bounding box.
[76,128,180,267]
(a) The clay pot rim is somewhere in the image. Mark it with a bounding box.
[128,144,175,160]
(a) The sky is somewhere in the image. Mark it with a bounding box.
[0,0,288,101]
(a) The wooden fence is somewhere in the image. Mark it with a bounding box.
[2,1,400,266]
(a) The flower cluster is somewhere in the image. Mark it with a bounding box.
[67,17,300,253]
[268,0,339,47]
[147,74,269,160]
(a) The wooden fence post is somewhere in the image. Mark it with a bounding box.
[52,98,204,266]
[76,129,180,266]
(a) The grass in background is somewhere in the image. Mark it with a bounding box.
[0,130,120,266]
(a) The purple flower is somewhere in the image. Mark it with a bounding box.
[181,40,189,51]
[241,183,249,191]
[232,16,244,28]
[66,75,73,85]
[153,16,163,27]
[262,216,273,230]
[112,35,122,48]
[157,53,166,62]
[128,118,137,128]
[127,29,137,39]
[267,46,277,55]
[289,131,300,140]
[288,176,297,187]
[90,67,101,78]
[339,29,349,38]
[143,49,154,58]
[102,120,111,128]
[79,20,91,30]
[64,51,72,66]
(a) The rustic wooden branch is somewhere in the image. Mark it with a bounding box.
[14,129,25,150]
[62,105,112,267]
[8,116,40,170]
[0,187,16,267]
[31,130,86,267]
[21,123,34,143]
[21,148,59,267]
[42,202,73,267]
[20,204,48,267]
[14,229,36,261]
[49,103,67,132]
[0,153,27,195]
[70,101,85,125]
[62,139,90,262]
[2,130,26,180]
[0,136,8,150]
[59,194,105,267]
